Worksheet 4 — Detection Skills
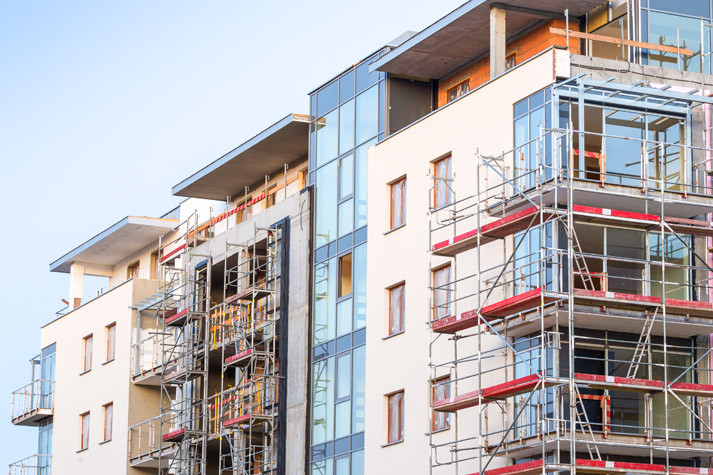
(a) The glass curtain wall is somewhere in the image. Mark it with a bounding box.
[513,88,552,190]
[310,50,386,475]
[641,1,712,73]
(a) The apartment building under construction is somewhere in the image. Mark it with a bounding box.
[11,1,713,475]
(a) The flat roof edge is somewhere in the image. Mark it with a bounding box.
[171,113,309,198]
[49,216,177,273]
[369,0,485,74]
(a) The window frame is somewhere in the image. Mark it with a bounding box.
[447,80,470,103]
[79,411,90,451]
[432,264,452,321]
[82,334,93,373]
[387,283,405,336]
[105,323,116,363]
[127,260,140,279]
[386,390,405,444]
[431,376,451,432]
[389,176,407,230]
[102,403,113,442]
[433,154,453,209]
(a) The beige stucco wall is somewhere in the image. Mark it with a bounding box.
[365,49,560,474]
[41,278,160,474]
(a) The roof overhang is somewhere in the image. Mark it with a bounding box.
[172,113,310,200]
[370,0,607,79]
[50,216,178,274]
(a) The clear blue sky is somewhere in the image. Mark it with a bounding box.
[0,0,464,463]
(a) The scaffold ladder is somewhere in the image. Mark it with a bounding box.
[564,221,596,291]
[574,385,602,462]
[627,307,658,379]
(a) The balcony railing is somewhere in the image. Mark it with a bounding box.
[131,332,171,379]
[11,380,54,424]
[128,416,170,464]
[8,455,51,475]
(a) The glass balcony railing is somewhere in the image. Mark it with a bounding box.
[11,380,54,424]
[8,454,51,475]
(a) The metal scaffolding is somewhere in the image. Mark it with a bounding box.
[216,223,280,475]
[427,77,713,475]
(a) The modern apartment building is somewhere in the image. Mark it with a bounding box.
[10,1,713,475]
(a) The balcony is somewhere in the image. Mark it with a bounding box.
[128,416,173,468]
[131,331,175,386]
[11,380,53,426]
[8,455,51,475]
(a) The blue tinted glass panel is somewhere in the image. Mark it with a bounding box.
[340,70,355,103]
[338,199,353,237]
[314,258,336,344]
[339,154,354,199]
[352,345,365,432]
[355,85,378,145]
[316,161,338,247]
[355,139,375,228]
[356,57,378,93]
[316,109,339,167]
[318,81,339,117]
[649,0,709,16]
[352,244,367,330]
[648,11,704,72]
[312,357,335,444]
[351,449,364,475]
[339,99,355,155]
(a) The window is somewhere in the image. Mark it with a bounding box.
[447,80,469,102]
[80,412,90,450]
[432,377,451,431]
[505,52,517,70]
[339,253,353,297]
[433,155,453,208]
[82,335,93,373]
[432,265,451,320]
[390,177,406,230]
[387,391,404,444]
[127,261,140,279]
[103,403,113,442]
[150,251,159,280]
[388,284,405,335]
[105,323,116,362]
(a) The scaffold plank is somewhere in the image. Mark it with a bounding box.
[573,289,713,315]
[433,373,551,412]
[225,348,253,366]
[431,287,556,333]
[468,458,713,475]
[574,373,713,396]
[160,243,186,264]
[162,427,185,442]
[431,204,713,257]
[165,309,188,326]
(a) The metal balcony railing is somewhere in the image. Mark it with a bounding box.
[8,454,51,475]
[11,380,54,422]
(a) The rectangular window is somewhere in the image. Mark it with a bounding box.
[432,265,451,320]
[339,253,353,297]
[387,391,404,444]
[150,251,159,280]
[505,52,517,70]
[447,80,469,103]
[103,403,113,442]
[390,177,406,230]
[80,412,90,450]
[433,155,453,208]
[431,377,451,431]
[388,284,405,335]
[82,335,93,373]
[105,323,116,362]
[127,261,140,279]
